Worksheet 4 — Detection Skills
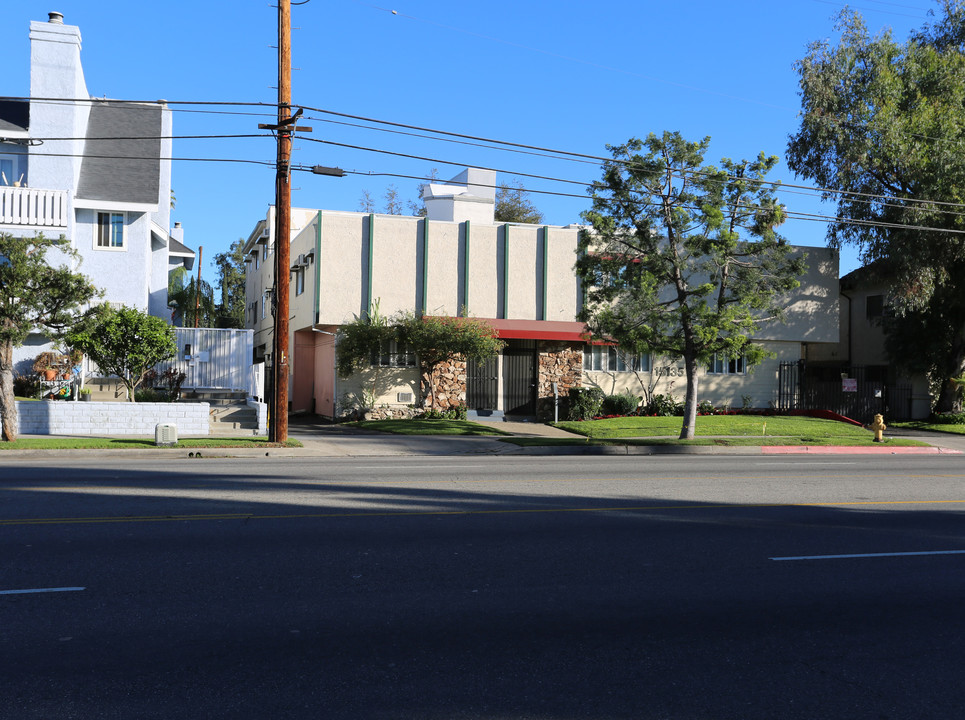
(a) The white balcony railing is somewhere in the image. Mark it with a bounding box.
[0,187,69,229]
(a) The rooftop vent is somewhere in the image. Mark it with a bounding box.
[48,11,64,24]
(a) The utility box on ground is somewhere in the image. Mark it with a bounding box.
[155,423,178,446]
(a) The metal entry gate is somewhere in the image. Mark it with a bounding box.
[503,340,536,416]
[778,361,913,421]
[467,355,498,410]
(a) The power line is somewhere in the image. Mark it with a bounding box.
[21,151,274,167]
[297,131,965,220]
[299,166,965,237]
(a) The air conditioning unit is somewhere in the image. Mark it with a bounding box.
[397,392,414,403]
[155,423,178,446]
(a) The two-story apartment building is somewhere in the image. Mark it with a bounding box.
[0,12,194,373]
[244,168,841,419]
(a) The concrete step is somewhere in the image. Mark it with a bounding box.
[468,409,506,422]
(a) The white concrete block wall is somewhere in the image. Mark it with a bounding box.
[5,401,210,436]
[246,399,269,435]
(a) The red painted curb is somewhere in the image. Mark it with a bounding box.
[761,446,962,455]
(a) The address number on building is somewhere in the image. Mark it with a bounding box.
[655,366,685,377]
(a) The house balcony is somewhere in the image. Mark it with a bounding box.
[0,186,69,233]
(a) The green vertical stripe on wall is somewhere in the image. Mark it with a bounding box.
[463,220,471,316]
[421,219,429,314]
[314,211,322,325]
[541,226,549,321]
[365,213,374,318]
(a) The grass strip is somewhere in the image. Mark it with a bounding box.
[553,415,872,440]
[891,421,965,436]
[0,437,302,450]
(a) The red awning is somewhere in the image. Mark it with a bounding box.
[485,319,589,342]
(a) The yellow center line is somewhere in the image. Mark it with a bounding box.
[2,499,964,526]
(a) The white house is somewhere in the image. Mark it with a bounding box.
[243,168,841,420]
[0,12,194,374]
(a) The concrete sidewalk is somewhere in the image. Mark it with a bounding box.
[1,418,963,459]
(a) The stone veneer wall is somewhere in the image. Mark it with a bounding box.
[536,342,583,420]
[424,358,467,411]
[5,400,210,436]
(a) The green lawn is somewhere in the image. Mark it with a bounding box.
[891,420,965,435]
[347,419,514,436]
[0,437,302,451]
[550,415,926,446]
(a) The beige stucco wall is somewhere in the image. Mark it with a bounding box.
[371,215,419,316]
[424,220,462,317]
[467,223,499,318]
[583,341,804,410]
[759,245,839,343]
[545,227,580,322]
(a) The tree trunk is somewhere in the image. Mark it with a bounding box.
[934,377,962,414]
[0,339,19,442]
[679,353,699,440]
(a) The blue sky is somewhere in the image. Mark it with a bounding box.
[4,1,943,285]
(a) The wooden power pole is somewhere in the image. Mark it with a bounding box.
[260,0,312,441]
[270,0,292,442]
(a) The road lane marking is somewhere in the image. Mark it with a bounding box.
[0,587,85,595]
[2,499,965,527]
[771,550,965,561]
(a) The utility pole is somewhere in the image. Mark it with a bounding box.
[194,245,202,329]
[269,0,292,442]
[259,0,312,441]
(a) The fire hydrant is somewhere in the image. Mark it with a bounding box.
[870,413,886,442]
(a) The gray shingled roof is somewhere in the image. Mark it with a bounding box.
[76,101,161,204]
[0,100,29,133]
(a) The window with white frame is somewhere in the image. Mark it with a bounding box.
[96,212,125,249]
[585,345,651,372]
[708,353,746,374]
[370,339,416,368]
[295,267,305,296]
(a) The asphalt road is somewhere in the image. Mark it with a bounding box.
[2,454,964,719]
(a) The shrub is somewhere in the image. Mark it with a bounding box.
[568,387,605,420]
[601,392,639,417]
[13,373,41,398]
[697,400,715,415]
[644,393,683,416]
[134,388,172,403]
[929,412,965,425]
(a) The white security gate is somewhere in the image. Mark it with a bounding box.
[156,328,255,394]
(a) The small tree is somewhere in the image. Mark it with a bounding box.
[0,233,100,442]
[168,267,216,328]
[495,180,544,224]
[398,312,503,410]
[578,132,805,439]
[66,304,177,402]
[335,301,399,409]
[213,239,246,328]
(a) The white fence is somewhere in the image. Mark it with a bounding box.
[156,328,255,395]
[0,187,68,228]
[8,400,210,436]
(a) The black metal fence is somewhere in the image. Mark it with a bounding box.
[778,361,914,422]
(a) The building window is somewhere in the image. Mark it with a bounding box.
[708,353,745,375]
[0,154,25,186]
[585,345,651,372]
[96,212,125,249]
[295,268,305,296]
[371,340,416,368]
[866,294,884,320]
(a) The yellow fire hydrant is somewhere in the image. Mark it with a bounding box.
[870,413,887,443]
